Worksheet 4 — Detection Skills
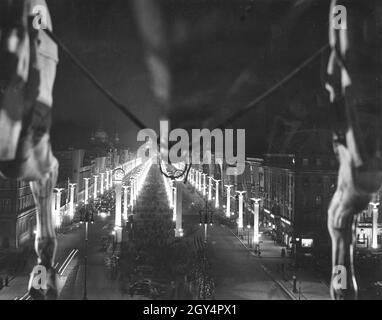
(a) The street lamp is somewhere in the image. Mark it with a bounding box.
[236,191,246,232]
[202,173,207,197]
[79,203,94,300]
[93,175,99,200]
[370,201,380,249]
[225,185,233,218]
[68,183,77,218]
[213,179,220,208]
[208,176,213,201]
[113,167,125,244]
[54,188,64,231]
[251,198,261,248]
[172,186,177,222]
[122,185,130,221]
[100,172,105,195]
[84,178,90,204]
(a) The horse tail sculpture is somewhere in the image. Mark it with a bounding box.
[0,0,59,299]
[326,0,382,300]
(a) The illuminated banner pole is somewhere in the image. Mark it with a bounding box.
[371,201,380,249]
[93,175,98,200]
[84,178,90,204]
[175,181,183,237]
[225,185,233,218]
[236,191,246,230]
[54,188,64,228]
[202,173,207,197]
[251,198,261,245]
[113,168,125,243]
[129,178,134,209]
[100,172,105,195]
[208,176,213,201]
[69,183,77,218]
[190,168,194,185]
[214,179,220,208]
[106,170,110,191]
[169,179,174,208]
[172,186,177,222]
[122,185,129,220]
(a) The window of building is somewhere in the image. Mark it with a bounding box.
[303,158,309,166]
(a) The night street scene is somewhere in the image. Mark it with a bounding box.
[0,0,381,306]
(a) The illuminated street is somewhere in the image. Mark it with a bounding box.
[0,0,382,306]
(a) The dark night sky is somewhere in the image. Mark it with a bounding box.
[48,0,332,155]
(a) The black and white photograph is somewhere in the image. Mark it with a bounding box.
[0,0,381,309]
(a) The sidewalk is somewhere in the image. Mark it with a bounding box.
[225,226,330,300]
[186,182,330,300]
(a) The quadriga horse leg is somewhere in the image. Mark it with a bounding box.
[27,142,59,300]
[328,142,382,299]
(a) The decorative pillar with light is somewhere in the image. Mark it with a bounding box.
[202,173,207,197]
[100,172,105,195]
[54,188,64,229]
[93,175,98,200]
[174,180,183,237]
[225,185,233,218]
[236,191,246,230]
[251,198,261,246]
[172,186,177,222]
[113,168,125,243]
[84,178,90,204]
[122,185,130,221]
[370,201,380,249]
[130,177,135,208]
[69,183,77,218]
[208,176,213,201]
[106,170,110,191]
[214,179,220,208]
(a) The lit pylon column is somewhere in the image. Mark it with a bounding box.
[252,198,261,245]
[195,170,199,190]
[122,185,129,220]
[93,175,98,200]
[214,179,220,208]
[208,176,213,201]
[130,177,136,203]
[54,188,64,228]
[236,191,246,230]
[172,186,177,222]
[199,171,203,192]
[129,178,134,209]
[202,173,207,197]
[114,173,123,244]
[134,178,138,201]
[100,172,105,195]
[169,179,174,208]
[106,170,110,191]
[190,168,194,185]
[84,178,90,204]
[69,183,76,218]
[175,181,183,237]
[225,185,233,218]
[371,201,380,249]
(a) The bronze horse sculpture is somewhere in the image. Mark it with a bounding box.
[326,0,382,299]
[0,0,58,299]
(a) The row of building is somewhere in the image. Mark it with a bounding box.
[0,125,133,250]
[195,152,382,256]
